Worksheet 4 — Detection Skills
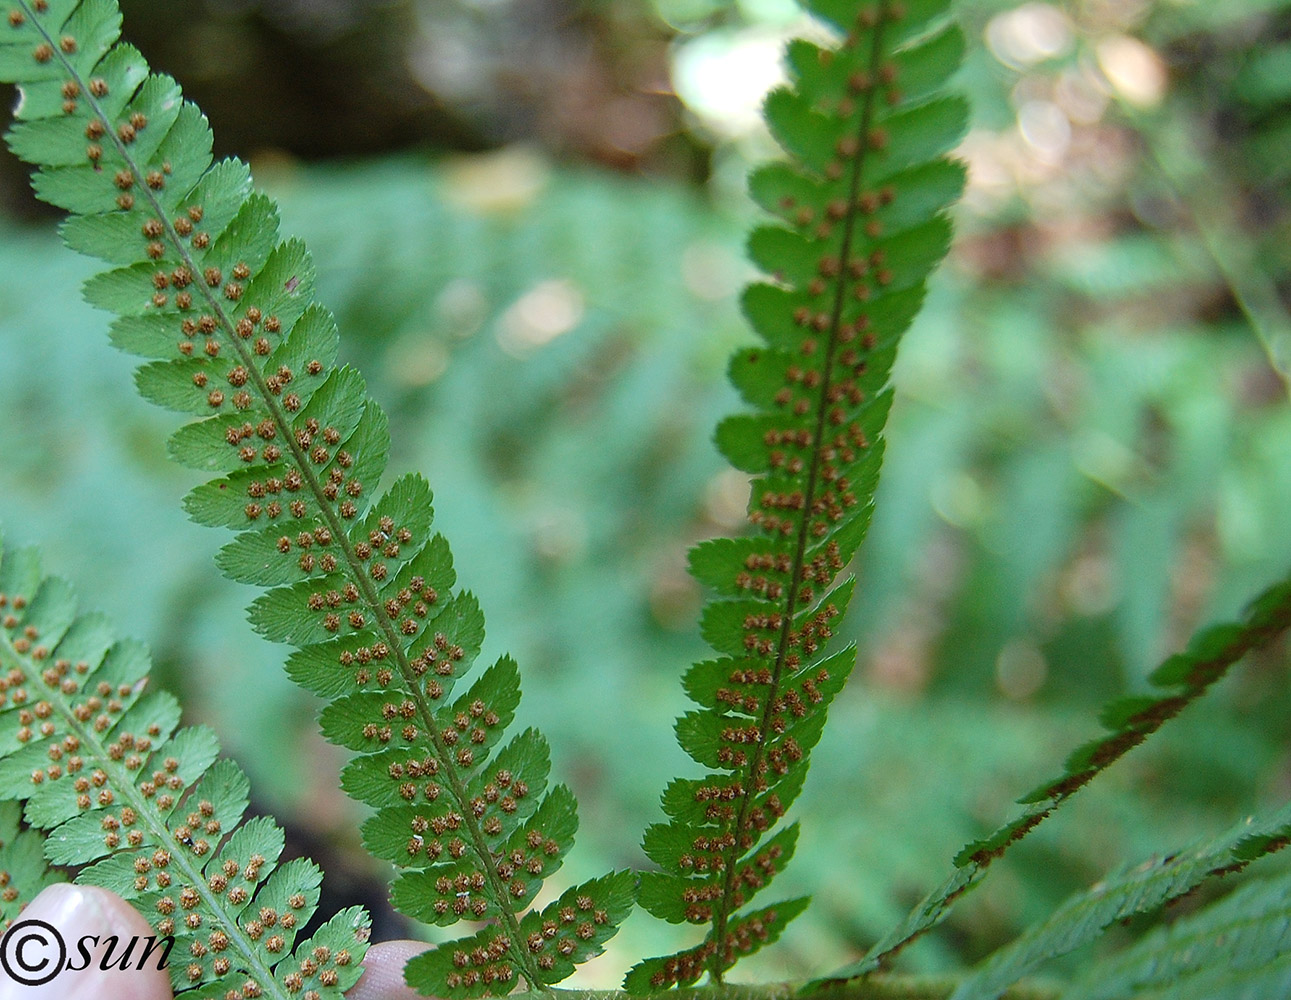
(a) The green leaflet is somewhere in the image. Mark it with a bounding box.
[513,872,639,986]
[291,588,480,703]
[624,897,810,994]
[1060,869,1291,1000]
[388,784,579,927]
[35,723,216,840]
[0,0,631,992]
[639,824,800,925]
[631,0,966,988]
[400,871,638,999]
[946,802,1291,1000]
[0,533,369,999]
[0,801,61,924]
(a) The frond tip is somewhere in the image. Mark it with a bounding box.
[631,0,967,989]
[0,0,633,993]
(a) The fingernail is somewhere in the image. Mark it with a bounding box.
[0,884,124,998]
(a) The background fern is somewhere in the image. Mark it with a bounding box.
[947,799,1291,1000]
[1059,867,1291,1000]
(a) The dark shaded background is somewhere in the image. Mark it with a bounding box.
[0,0,700,219]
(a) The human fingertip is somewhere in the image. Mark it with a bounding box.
[0,884,172,1000]
[346,940,437,1000]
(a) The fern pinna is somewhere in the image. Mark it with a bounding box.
[0,533,372,999]
[0,0,633,995]
[628,0,966,990]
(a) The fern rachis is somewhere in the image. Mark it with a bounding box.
[0,0,631,995]
[629,0,969,989]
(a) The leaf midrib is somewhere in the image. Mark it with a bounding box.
[21,2,548,989]
[0,616,286,997]
[708,5,893,982]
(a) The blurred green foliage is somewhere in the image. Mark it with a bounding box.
[1,0,1291,989]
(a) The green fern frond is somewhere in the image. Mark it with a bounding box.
[629,0,967,990]
[821,574,1291,985]
[0,802,60,923]
[1060,868,1291,1000]
[966,578,1291,869]
[0,534,370,998]
[947,800,1291,1000]
[0,1,631,994]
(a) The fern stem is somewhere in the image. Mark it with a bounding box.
[23,5,550,987]
[0,626,288,998]
[708,4,892,982]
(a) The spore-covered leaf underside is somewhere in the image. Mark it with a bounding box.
[0,0,631,996]
[630,0,968,990]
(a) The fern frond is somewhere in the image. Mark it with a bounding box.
[0,533,370,997]
[1061,868,1291,1000]
[819,574,1291,985]
[0,802,60,924]
[0,1,631,994]
[630,0,967,990]
[947,801,1291,1000]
